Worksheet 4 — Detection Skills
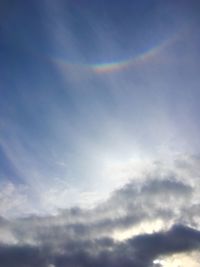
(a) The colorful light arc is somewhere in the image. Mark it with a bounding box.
[51,32,181,75]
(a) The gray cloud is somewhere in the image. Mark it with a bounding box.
[0,224,200,267]
[7,176,192,245]
[1,156,200,266]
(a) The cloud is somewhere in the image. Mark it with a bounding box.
[128,225,200,263]
[0,244,46,267]
[6,177,192,246]
[0,155,200,266]
[0,182,35,218]
[0,224,200,267]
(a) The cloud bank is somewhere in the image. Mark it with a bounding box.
[0,155,200,266]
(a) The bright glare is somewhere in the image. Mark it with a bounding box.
[154,252,200,267]
[113,219,166,241]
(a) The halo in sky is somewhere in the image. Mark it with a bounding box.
[51,31,180,75]
[89,33,180,74]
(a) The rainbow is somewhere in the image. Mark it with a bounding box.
[91,34,179,74]
[51,31,181,75]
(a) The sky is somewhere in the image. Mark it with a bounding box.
[1,0,200,266]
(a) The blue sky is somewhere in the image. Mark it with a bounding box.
[1,1,200,266]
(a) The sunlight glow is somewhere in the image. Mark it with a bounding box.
[154,252,200,267]
[113,219,166,241]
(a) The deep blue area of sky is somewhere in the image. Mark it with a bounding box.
[0,0,200,188]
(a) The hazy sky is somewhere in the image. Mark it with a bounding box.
[1,1,200,266]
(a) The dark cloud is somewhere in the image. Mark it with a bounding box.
[128,224,200,264]
[0,244,46,267]
[0,224,200,267]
